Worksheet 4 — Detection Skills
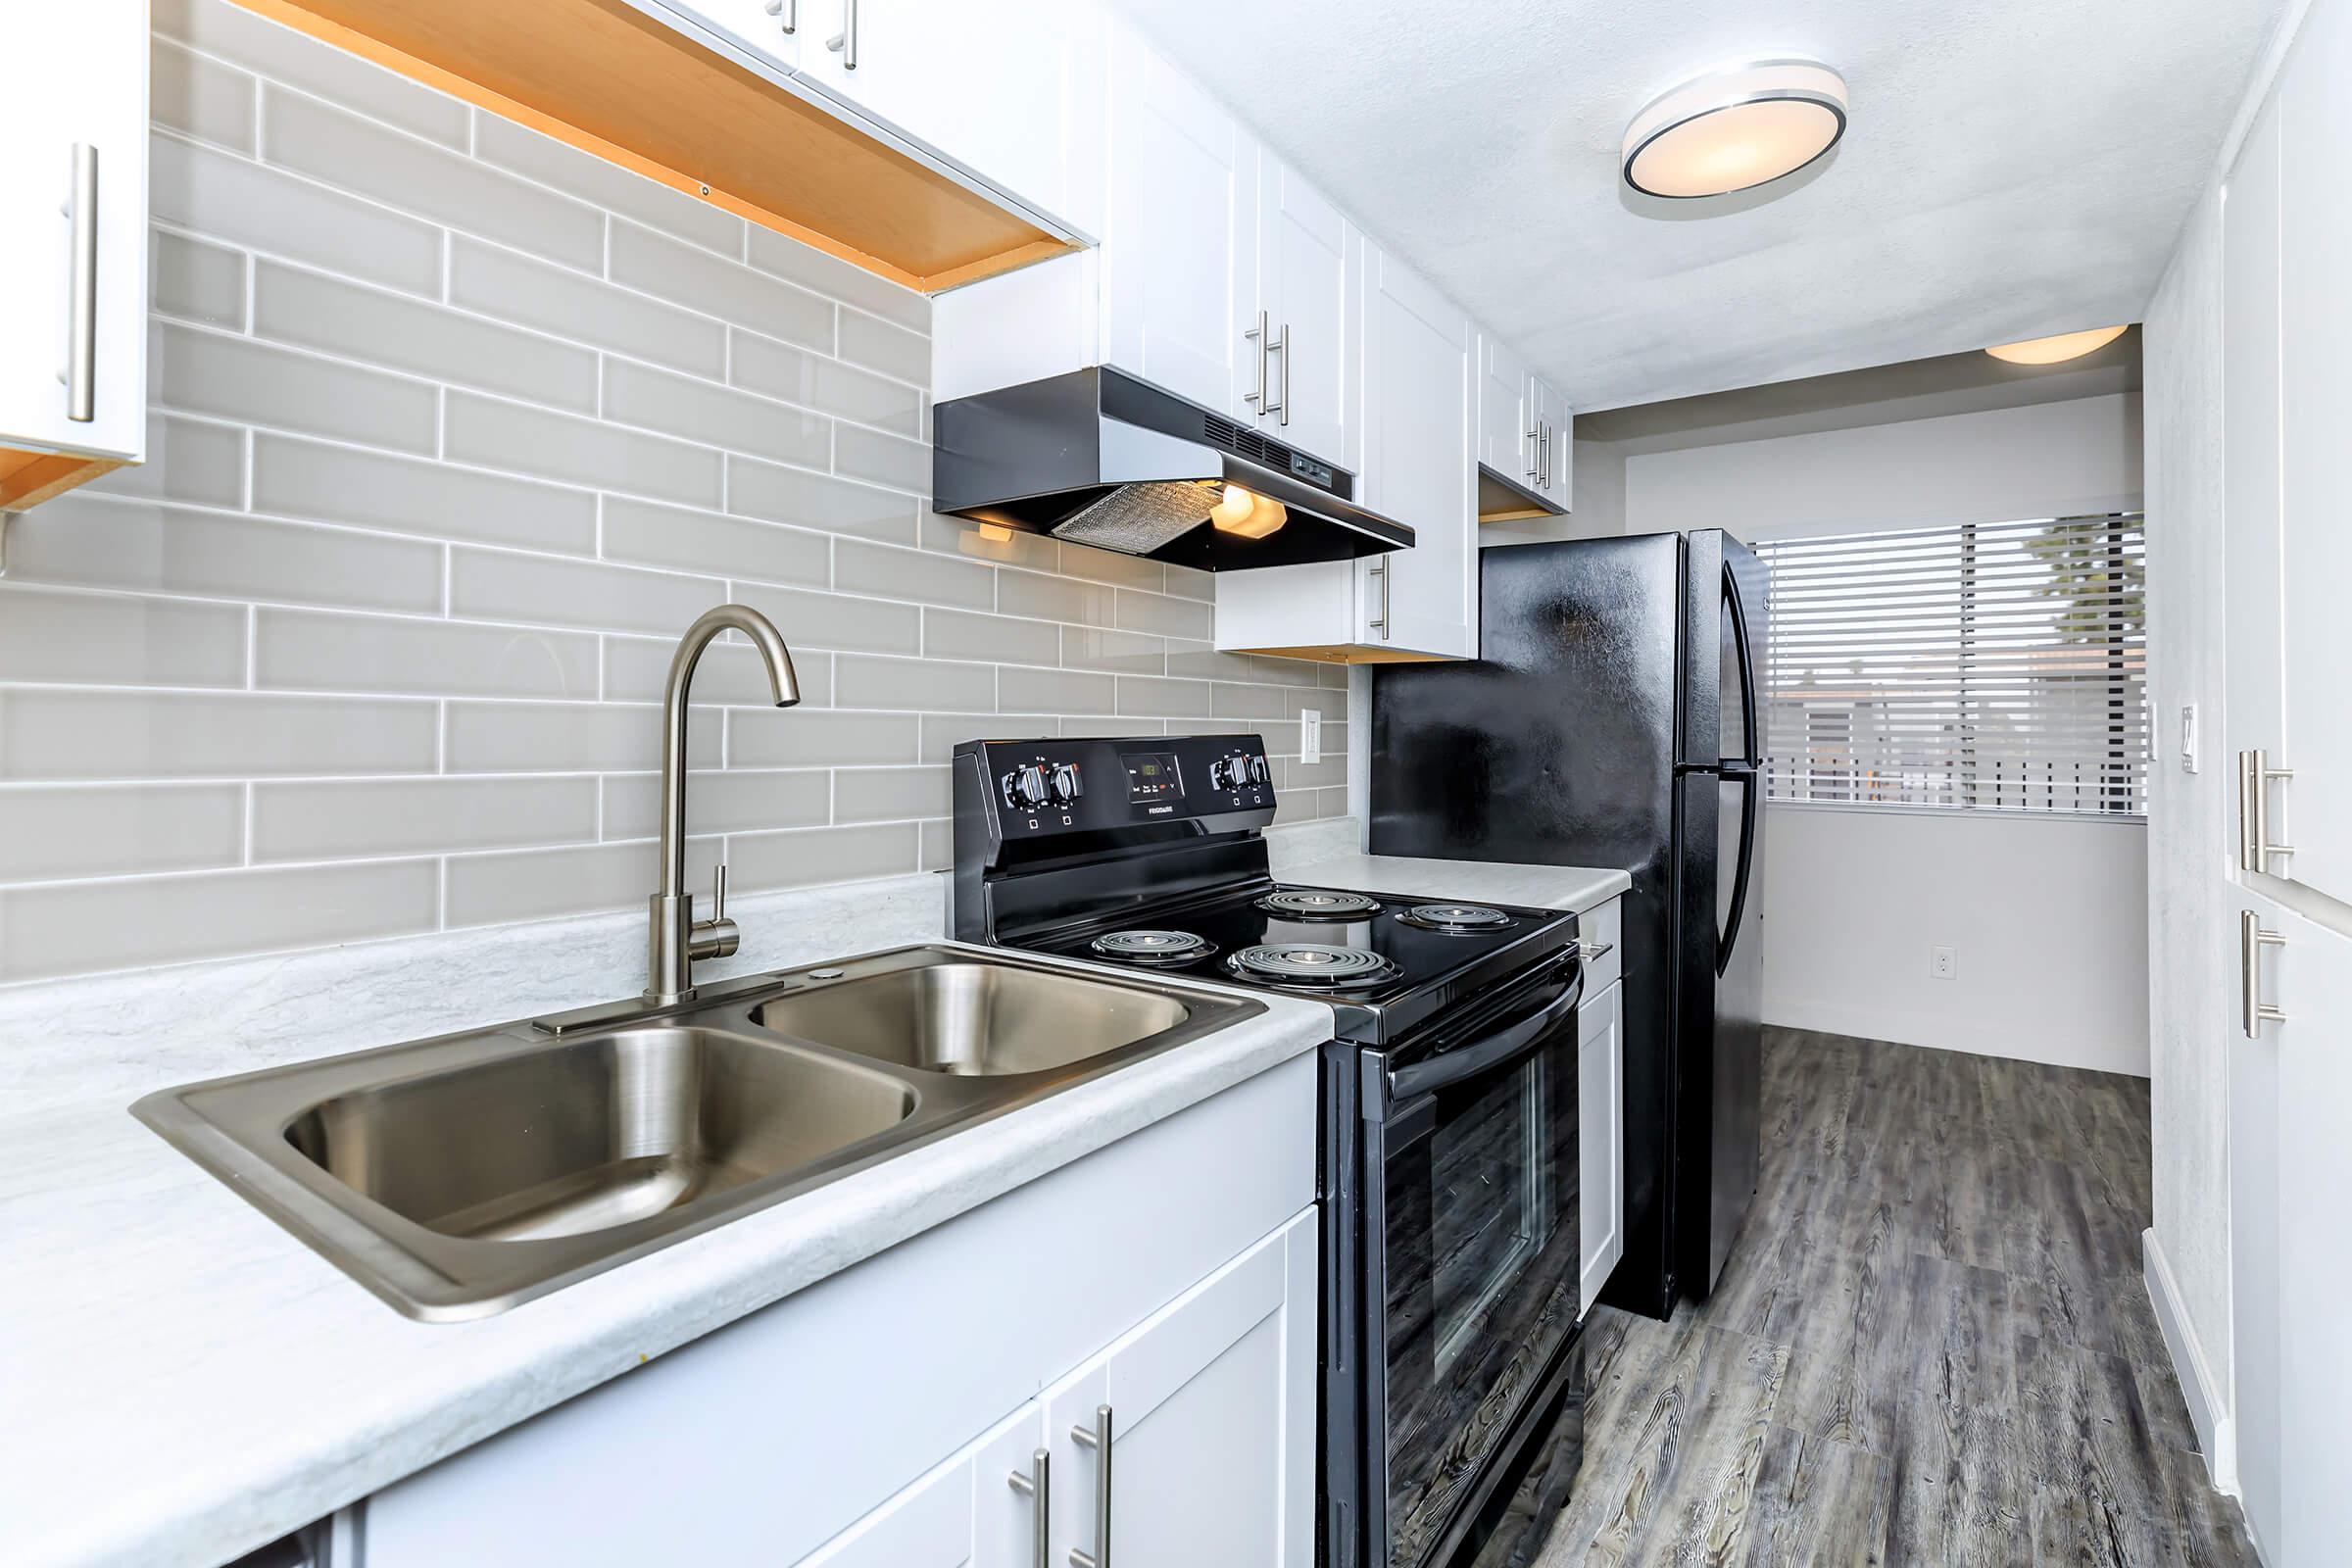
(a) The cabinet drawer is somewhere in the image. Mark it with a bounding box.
[1579,896,1623,997]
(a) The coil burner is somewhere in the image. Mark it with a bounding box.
[1227,944,1401,988]
[1256,889,1383,919]
[1396,903,1514,934]
[1088,929,1215,966]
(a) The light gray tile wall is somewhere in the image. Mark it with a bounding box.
[0,0,1352,987]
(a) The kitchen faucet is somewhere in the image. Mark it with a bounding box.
[646,605,800,1004]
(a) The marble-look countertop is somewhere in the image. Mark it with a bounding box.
[1281,852,1632,914]
[0,817,1358,1568]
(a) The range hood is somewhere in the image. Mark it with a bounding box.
[932,368,1414,569]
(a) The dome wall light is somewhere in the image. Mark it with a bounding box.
[1984,325,2131,365]
[1622,59,1849,199]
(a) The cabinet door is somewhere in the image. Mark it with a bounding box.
[2272,0,2352,906]
[1042,1207,1316,1568]
[0,0,146,463]
[1476,333,1534,485]
[1255,154,1354,467]
[2222,88,2282,779]
[1529,374,1572,506]
[1100,30,1257,418]
[792,0,1088,225]
[1577,979,1624,1317]
[799,1402,1048,1568]
[1358,245,1474,659]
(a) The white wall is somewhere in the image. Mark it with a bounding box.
[1623,394,2152,1075]
[1760,806,2151,1074]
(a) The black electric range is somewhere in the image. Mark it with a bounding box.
[951,732,1593,1568]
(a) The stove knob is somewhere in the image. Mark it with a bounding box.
[1248,754,1271,786]
[1208,757,1235,790]
[1004,765,1050,809]
[1050,762,1084,805]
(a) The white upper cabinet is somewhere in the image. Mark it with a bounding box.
[1252,154,1358,468]
[1530,371,1571,505]
[790,0,1097,230]
[0,0,148,480]
[1474,330,1568,516]
[1099,28,1260,417]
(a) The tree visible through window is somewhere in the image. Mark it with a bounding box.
[1756,515,2147,815]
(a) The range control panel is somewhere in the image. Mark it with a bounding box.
[956,733,1275,840]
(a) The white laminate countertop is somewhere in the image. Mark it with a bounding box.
[1281,853,1632,914]
[0,904,1339,1568]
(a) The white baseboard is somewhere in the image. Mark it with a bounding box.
[2144,1226,2237,1496]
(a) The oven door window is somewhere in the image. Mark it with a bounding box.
[1378,1010,1581,1568]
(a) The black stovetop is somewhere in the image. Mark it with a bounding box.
[1006,879,1579,1046]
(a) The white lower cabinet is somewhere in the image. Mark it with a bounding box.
[349,1055,1317,1567]
[1577,977,1624,1317]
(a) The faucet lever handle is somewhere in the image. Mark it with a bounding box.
[710,862,728,923]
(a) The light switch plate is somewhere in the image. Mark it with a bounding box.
[1300,710,1323,764]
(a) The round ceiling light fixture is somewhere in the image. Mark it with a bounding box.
[1621,59,1849,199]
[1984,325,2131,365]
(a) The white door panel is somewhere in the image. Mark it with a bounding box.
[1257,156,1352,466]
[1578,979,1624,1316]
[1358,246,1473,659]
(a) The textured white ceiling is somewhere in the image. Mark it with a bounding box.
[1101,0,2283,412]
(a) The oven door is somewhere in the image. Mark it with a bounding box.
[1365,953,1585,1568]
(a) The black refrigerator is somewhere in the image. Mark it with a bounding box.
[1368,529,1766,1318]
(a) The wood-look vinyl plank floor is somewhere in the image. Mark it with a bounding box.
[1528,1029,2257,1568]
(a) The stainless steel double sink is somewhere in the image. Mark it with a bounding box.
[132,946,1259,1320]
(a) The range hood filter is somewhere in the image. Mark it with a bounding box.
[1051,481,1215,555]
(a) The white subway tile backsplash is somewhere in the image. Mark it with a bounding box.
[0,585,246,689]
[0,784,245,883]
[611,221,834,352]
[255,607,601,699]
[445,390,723,508]
[150,132,444,297]
[12,496,444,612]
[263,87,606,270]
[0,690,437,780]
[255,261,599,413]
[449,236,726,380]
[252,776,600,861]
[1,13,1348,990]
[0,859,439,983]
[602,358,828,470]
[251,433,597,555]
[154,321,440,454]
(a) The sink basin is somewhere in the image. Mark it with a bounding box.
[753,961,1189,1076]
[286,1028,915,1243]
[131,946,1259,1319]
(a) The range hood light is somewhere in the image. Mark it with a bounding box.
[1984,325,2130,365]
[1209,484,1289,539]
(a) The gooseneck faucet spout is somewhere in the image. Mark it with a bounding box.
[647,605,800,1004]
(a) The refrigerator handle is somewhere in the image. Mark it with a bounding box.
[1717,764,1759,977]
[1723,560,1760,765]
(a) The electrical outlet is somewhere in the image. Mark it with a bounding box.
[1300,710,1323,765]
[1931,945,1958,980]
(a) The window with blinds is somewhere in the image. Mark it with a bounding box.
[1756,514,2147,815]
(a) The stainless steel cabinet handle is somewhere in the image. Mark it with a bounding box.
[2242,909,2286,1038]
[1542,422,1553,487]
[1269,321,1290,425]
[1366,559,1391,640]
[1526,418,1542,484]
[1068,1404,1112,1568]
[763,0,797,32]
[2237,750,2295,872]
[1244,311,1268,414]
[1572,938,1614,961]
[67,144,98,423]
[1007,1448,1051,1568]
[827,0,857,66]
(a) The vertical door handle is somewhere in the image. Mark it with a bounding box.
[2242,909,2286,1038]
[1268,321,1290,425]
[2237,750,2295,872]
[1007,1449,1051,1568]
[762,0,797,33]
[1068,1404,1113,1568]
[1244,311,1268,414]
[67,144,99,423]
[1365,559,1391,639]
[826,0,857,66]
[1542,422,1553,487]
[1525,417,1542,484]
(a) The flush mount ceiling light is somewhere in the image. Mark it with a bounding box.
[1621,59,1849,199]
[1984,325,2131,365]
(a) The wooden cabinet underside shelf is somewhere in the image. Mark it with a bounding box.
[231,0,1080,292]
[0,448,124,513]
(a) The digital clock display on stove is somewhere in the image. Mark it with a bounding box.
[1120,752,1185,803]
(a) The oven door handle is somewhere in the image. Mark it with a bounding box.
[1386,965,1584,1102]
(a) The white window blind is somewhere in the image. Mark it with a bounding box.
[1756,514,2147,815]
